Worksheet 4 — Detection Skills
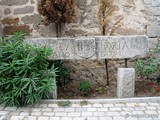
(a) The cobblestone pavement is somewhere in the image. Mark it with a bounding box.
[0,97,160,120]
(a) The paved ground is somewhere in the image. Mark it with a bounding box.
[0,97,160,120]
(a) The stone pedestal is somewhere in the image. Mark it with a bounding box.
[117,68,135,98]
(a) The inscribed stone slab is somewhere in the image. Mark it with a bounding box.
[25,35,148,60]
[97,36,148,59]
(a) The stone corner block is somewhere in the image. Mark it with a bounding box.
[14,6,34,15]
[0,0,29,6]
[147,23,160,38]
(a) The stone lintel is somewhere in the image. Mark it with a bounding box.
[25,35,149,60]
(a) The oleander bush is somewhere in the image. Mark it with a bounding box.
[54,60,70,86]
[0,32,57,106]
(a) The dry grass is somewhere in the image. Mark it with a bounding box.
[97,0,122,35]
[38,0,77,25]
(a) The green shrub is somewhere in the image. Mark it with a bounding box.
[57,101,71,107]
[96,87,103,94]
[136,41,160,79]
[77,80,92,96]
[54,60,70,86]
[80,100,89,106]
[0,32,57,106]
[136,58,159,78]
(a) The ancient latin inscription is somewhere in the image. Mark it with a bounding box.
[49,39,74,59]
[98,36,148,59]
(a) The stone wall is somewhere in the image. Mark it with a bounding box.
[0,0,159,84]
[0,0,149,37]
[145,0,160,49]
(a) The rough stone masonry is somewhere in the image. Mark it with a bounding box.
[0,0,159,84]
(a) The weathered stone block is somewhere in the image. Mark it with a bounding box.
[144,0,160,7]
[4,8,11,15]
[1,18,19,25]
[50,38,75,60]
[117,68,135,98]
[0,0,28,6]
[25,36,148,60]
[147,7,160,16]
[147,16,160,24]
[37,24,57,37]
[26,38,75,59]
[21,14,43,24]
[14,6,34,14]
[3,25,31,35]
[147,23,160,37]
[148,38,158,50]
[97,36,148,59]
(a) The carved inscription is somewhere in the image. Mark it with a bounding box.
[98,36,147,59]
[49,40,74,59]
[25,36,148,60]
[122,70,135,98]
[99,40,130,58]
[75,38,96,59]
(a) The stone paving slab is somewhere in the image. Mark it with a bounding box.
[0,97,160,120]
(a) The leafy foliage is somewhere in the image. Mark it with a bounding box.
[54,60,70,86]
[38,0,77,25]
[96,87,104,94]
[80,100,89,106]
[57,101,71,107]
[136,58,159,78]
[0,32,57,106]
[77,80,92,96]
[136,41,160,79]
[47,60,70,86]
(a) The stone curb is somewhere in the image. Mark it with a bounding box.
[42,97,160,104]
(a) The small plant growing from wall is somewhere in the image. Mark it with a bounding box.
[57,101,71,107]
[77,80,92,96]
[97,0,122,35]
[38,0,77,37]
